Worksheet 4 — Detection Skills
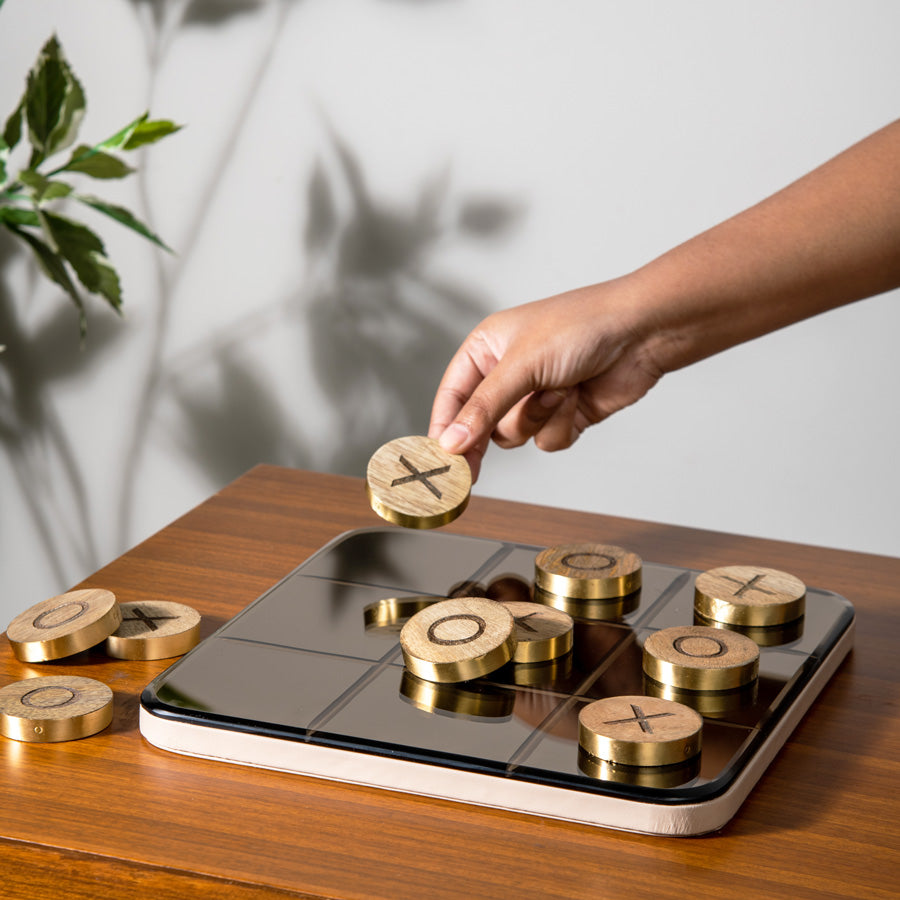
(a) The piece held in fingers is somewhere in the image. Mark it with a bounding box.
[366,435,471,529]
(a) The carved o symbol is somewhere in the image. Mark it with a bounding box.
[427,614,487,646]
[672,634,728,658]
[560,552,615,572]
[20,686,78,709]
[32,600,89,630]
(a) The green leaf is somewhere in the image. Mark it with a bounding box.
[0,138,7,185]
[0,207,41,227]
[76,193,173,252]
[16,168,72,203]
[25,35,86,167]
[3,98,24,151]
[94,112,148,154]
[41,211,122,311]
[62,145,134,179]
[3,220,87,337]
[123,118,182,150]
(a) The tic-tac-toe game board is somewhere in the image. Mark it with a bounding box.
[139,527,855,836]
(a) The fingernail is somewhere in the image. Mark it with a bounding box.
[539,388,568,409]
[440,423,470,454]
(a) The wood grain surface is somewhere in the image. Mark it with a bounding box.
[1,465,898,899]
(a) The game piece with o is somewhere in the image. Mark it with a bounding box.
[534,543,642,600]
[6,589,122,662]
[366,435,471,529]
[400,597,516,683]
[0,675,114,742]
[643,625,760,692]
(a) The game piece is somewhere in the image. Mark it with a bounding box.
[366,435,471,529]
[534,543,642,600]
[499,600,574,663]
[694,566,806,627]
[578,695,703,767]
[364,596,441,634]
[0,675,113,742]
[643,625,759,691]
[105,601,201,660]
[400,671,515,719]
[6,588,122,662]
[400,597,516,683]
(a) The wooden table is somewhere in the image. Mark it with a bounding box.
[2,466,898,899]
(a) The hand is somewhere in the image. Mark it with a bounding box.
[427,279,664,481]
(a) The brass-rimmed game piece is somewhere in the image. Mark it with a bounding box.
[400,597,516,683]
[642,625,759,692]
[364,596,441,634]
[578,695,702,768]
[399,671,515,719]
[694,566,806,628]
[498,600,574,663]
[534,543,642,600]
[644,674,759,718]
[577,746,701,788]
[534,585,640,621]
[693,610,805,647]
[0,675,113,742]
[366,436,471,529]
[6,589,122,662]
[105,601,201,660]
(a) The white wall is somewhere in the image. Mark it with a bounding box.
[1,0,898,626]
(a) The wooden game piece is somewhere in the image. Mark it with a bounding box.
[363,596,441,634]
[642,625,759,692]
[694,566,806,627]
[399,671,515,719]
[366,436,471,529]
[105,601,201,660]
[498,600,574,663]
[578,695,703,768]
[6,589,122,662]
[400,597,516,683]
[0,675,113,742]
[534,543,642,600]
[534,585,640,621]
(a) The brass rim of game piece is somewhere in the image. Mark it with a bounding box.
[498,600,574,663]
[693,611,805,647]
[534,543,642,600]
[533,585,640,621]
[505,652,574,687]
[365,436,471,530]
[105,601,202,660]
[577,746,701,788]
[399,671,515,719]
[642,626,760,692]
[577,695,703,768]
[0,675,113,743]
[643,674,759,718]
[400,597,516,684]
[363,596,441,633]
[6,588,122,662]
[694,566,806,628]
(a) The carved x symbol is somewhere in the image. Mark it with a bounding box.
[391,455,450,499]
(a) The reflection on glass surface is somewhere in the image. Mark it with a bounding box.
[399,670,515,720]
[577,747,701,788]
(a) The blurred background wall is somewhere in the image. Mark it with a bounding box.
[1,0,898,625]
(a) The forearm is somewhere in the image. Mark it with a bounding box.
[632,119,900,374]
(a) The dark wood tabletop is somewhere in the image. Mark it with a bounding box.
[2,466,898,899]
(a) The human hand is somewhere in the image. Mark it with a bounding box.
[427,279,665,481]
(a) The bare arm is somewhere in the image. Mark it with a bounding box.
[429,119,900,480]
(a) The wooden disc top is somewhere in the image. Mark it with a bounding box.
[105,601,202,660]
[366,436,471,529]
[534,543,642,599]
[499,600,574,663]
[0,675,114,742]
[400,597,516,683]
[643,625,760,691]
[6,589,122,662]
[578,695,703,767]
[694,566,806,627]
